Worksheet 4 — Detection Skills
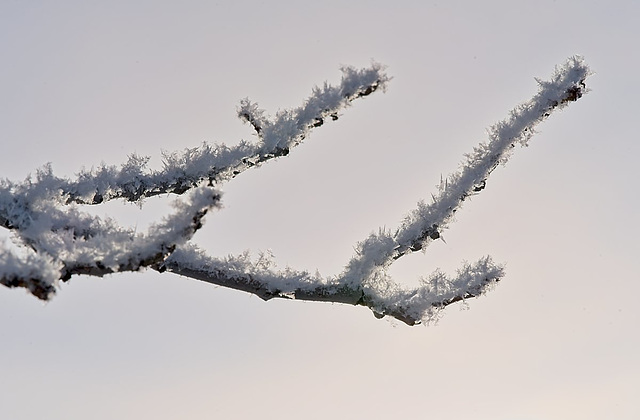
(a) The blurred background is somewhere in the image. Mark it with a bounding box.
[1,1,638,419]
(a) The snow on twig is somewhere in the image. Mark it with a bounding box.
[328,56,591,323]
[0,243,62,300]
[0,184,221,297]
[12,63,390,206]
[0,62,389,301]
[0,58,590,325]
[163,56,590,325]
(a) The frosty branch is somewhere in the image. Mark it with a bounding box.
[0,57,591,325]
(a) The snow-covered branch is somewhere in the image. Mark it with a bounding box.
[0,180,221,298]
[10,63,389,206]
[163,246,503,325]
[1,58,590,325]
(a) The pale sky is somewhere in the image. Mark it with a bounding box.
[1,1,638,419]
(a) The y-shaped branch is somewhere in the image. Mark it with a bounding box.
[162,56,591,325]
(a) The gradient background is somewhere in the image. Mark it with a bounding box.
[1,1,638,419]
